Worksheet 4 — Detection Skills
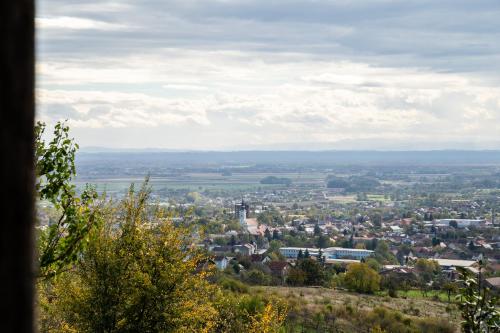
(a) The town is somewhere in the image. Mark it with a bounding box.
[52,151,498,331]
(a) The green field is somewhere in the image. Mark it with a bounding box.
[367,194,390,202]
[74,172,329,194]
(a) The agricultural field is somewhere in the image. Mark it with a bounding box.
[74,172,329,196]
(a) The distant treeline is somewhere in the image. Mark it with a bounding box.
[260,176,292,185]
[327,175,381,193]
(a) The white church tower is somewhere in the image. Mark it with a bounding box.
[239,200,247,227]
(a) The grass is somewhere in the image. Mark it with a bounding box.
[328,195,357,203]
[376,289,455,302]
[252,286,461,326]
[367,194,390,202]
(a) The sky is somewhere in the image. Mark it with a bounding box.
[36,0,500,150]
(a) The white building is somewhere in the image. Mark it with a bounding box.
[434,219,484,228]
[239,204,247,227]
[279,247,374,260]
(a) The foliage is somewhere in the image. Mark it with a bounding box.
[286,268,306,286]
[373,240,398,265]
[284,300,455,333]
[257,209,285,226]
[186,191,201,203]
[296,258,324,286]
[39,183,287,332]
[326,176,350,189]
[343,263,381,294]
[218,276,249,293]
[260,176,292,186]
[414,258,440,283]
[246,269,272,285]
[35,121,100,278]
[327,175,381,193]
[214,294,287,333]
[456,267,499,332]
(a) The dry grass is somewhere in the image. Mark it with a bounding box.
[252,286,461,324]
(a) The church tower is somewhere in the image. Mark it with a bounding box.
[239,199,247,227]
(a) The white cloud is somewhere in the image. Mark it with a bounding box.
[37,48,500,149]
[36,16,126,31]
[35,0,500,149]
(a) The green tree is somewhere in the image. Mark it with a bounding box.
[40,183,288,332]
[374,240,398,264]
[264,228,272,241]
[246,269,271,285]
[40,183,221,332]
[316,234,332,248]
[286,268,306,286]
[298,258,324,286]
[35,121,100,278]
[371,213,382,227]
[272,229,280,240]
[456,267,499,332]
[442,281,458,303]
[314,224,321,236]
[414,258,440,283]
[297,249,304,260]
[365,258,381,272]
[343,263,381,293]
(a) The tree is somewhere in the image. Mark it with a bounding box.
[414,258,440,283]
[442,282,458,303]
[326,176,349,189]
[35,121,100,278]
[297,250,304,260]
[365,258,381,272]
[298,258,324,286]
[230,234,237,246]
[286,268,306,286]
[39,183,220,331]
[39,183,287,332]
[314,224,321,236]
[246,269,271,285]
[374,240,398,264]
[304,249,310,259]
[260,176,292,186]
[317,249,324,266]
[272,229,280,240]
[456,267,499,332]
[343,263,380,293]
[371,213,382,227]
[186,191,201,203]
[316,234,332,248]
[264,228,272,241]
[449,220,458,229]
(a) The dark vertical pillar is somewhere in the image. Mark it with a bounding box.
[0,0,35,332]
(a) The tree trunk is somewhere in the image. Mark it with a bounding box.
[0,0,36,332]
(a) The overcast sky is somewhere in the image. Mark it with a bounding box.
[36,0,500,150]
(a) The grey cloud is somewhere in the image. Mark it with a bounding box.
[37,0,500,75]
[35,0,500,149]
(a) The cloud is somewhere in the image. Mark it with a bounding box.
[35,0,500,149]
[36,16,126,31]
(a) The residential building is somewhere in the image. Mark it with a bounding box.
[279,247,374,260]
